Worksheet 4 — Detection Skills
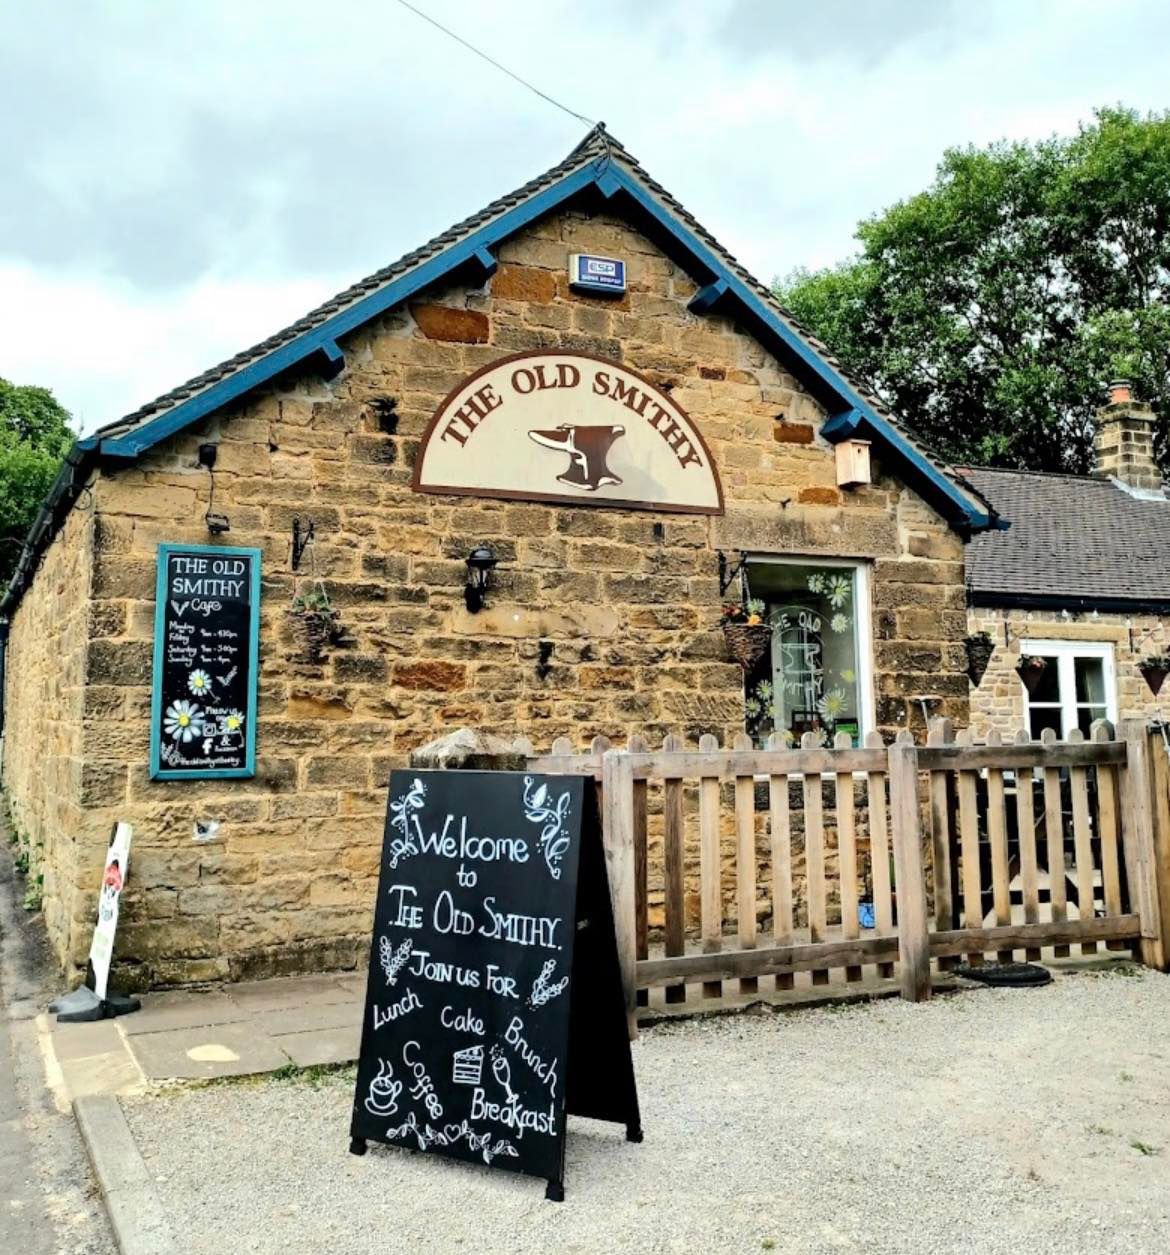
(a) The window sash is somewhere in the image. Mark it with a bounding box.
[746,558,874,743]
[1019,639,1117,738]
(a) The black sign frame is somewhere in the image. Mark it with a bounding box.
[349,769,641,1201]
[149,543,260,780]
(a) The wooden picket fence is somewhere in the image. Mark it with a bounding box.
[515,719,1170,1032]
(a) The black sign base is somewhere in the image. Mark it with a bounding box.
[349,770,640,1202]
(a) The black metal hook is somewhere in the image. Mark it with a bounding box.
[717,550,749,600]
[292,517,315,571]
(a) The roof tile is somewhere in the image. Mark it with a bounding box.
[965,467,1170,605]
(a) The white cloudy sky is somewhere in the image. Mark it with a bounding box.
[3,0,1170,435]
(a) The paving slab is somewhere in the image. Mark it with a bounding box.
[49,1018,125,1062]
[275,1024,362,1068]
[254,998,361,1038]
[225,972,363,1013]
[127,1022,290,1081]
[120,991,250,1036]
[59,1049,145,1100]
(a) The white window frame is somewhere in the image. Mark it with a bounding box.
[1019,638,1118,738]
[746,556,876,742]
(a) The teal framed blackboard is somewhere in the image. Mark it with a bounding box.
[150,544,261,780]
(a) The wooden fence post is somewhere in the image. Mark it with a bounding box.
[888,738,931,1001]
[1149,727,1170,970]
[601,748,639,1038]
[629,734,649,1008]
[1119,720,1168,971]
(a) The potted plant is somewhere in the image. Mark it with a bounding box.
[721,598,771,670]
[288,584,341,662]
[1015,654,1049,695]
[964,631,995,688]
[1139,653,1170,697]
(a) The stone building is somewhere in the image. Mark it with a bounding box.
[0,127,997,986]
[966,382,1170,739]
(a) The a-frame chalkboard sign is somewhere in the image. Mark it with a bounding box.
[349,769,641,1201]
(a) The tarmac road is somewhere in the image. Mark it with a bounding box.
[0,844,114,1254]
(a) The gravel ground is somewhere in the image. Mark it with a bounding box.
[123,968,1170,1255]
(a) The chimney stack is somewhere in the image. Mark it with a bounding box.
[1092,380,1163,493]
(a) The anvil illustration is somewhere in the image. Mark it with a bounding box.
[527,423,625,491]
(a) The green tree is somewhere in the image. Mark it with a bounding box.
[0,379,74,587]
[775,107,1170,474]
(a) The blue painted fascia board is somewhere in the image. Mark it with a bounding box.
[97,166,599,460]
[93,151,989,530]
[601,166,990,530]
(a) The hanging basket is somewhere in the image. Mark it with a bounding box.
[1015,655,1049,696]
[964,633,995,688]
[722,622,771,670]
[288,608,341,663]
[1139,662,1169,697]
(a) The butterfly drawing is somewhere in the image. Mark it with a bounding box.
[217,666,238,686]
[170,600,190,617]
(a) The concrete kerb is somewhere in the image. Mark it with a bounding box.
[73,1094,178,1255]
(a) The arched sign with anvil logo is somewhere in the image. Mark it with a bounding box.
[412,351,724,514]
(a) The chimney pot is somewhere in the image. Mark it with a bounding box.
[1108,379,1133,406]
[1104,379,1134,404]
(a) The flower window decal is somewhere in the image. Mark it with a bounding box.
[826,575,851,608]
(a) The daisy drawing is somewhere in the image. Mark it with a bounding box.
[223,710,245,734]
[164,700,204,742]
[826,575,851,608]
[830,613,851,633]
[188,669,212,697]
[817,688,849,722]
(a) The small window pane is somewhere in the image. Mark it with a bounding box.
[1076,705,1108,737]
[745,563,862,746]
[1029,706,1062,740]
[1023,656,1060,703]
[1075,657,1107,705]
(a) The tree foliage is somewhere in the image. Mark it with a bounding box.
[774,107,1170,473]
[0,378,74,588]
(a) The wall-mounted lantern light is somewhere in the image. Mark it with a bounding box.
[464,544,498,613]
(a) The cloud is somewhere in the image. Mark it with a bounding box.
[0,262,342,434]
[711,0,970,67]
[4,0,1170,428]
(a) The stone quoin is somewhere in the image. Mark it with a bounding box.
[0,126,999,988]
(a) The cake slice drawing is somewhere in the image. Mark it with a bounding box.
[452,1043,484,1087]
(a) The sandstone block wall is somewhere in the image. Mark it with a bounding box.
[968,606,1170,739]
[3,499,95,961]
[6,206,970,986]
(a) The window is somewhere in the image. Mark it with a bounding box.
[1019,640,1117,739]
[744,559,873,747]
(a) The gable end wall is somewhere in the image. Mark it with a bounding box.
[10,207,969,984]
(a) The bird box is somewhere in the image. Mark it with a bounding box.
[835,439,872,488]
